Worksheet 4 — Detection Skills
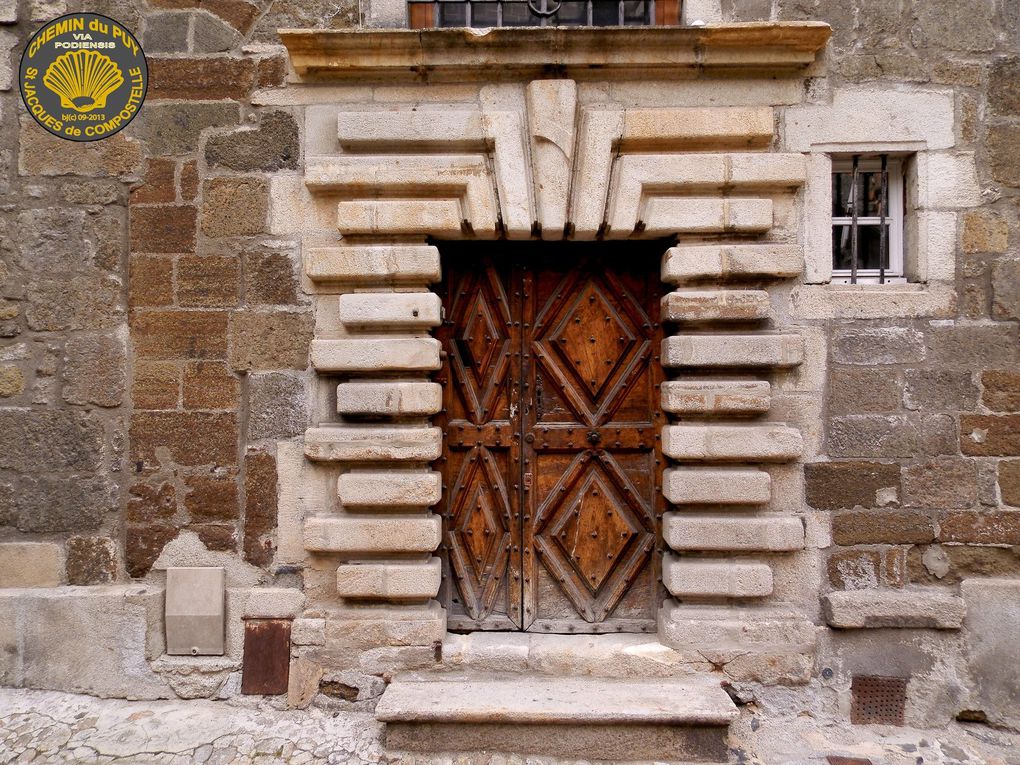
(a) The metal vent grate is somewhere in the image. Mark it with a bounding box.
[851,675,907,726]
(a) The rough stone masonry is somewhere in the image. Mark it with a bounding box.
[0,0,1019,758]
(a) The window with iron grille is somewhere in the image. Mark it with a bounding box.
[408,0,682,28]
[831,154,906,284]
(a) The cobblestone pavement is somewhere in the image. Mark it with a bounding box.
[2,689,1020,765]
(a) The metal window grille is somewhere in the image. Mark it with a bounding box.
[408,0,671,27]
[832,153,900,285]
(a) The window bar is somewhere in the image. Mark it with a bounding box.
[647,0,655,25]
[465,0,472,26]
[586,0,593,25]
[879,153,888,285]
[497,0,503,26]
[618,0,625,25]
[849,153,860,285]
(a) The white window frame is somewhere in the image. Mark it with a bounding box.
[831,156,906,285]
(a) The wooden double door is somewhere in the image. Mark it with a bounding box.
[435,244,665,633]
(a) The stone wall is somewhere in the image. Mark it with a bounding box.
[0,0,356,588]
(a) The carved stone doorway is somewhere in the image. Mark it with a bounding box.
[435,243,666,633]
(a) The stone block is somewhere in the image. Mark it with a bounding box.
[660,380,770,415]
[182,362,238,410]
[960,415,1020,456]
[981,370,1020,412]
[129,206,197,254]
[129,256,174,308]
[925,324,1020,369]
[822,589,964,629]
[336,558,442,600]
[61,333,126,408]
[310,338,441,373]
[304,516,441,553]
[903,369,979,411]
[0,365,25,398]
[131,412,238,468]
[662,555,773,598]
[243,450,277,567]
[992,259,1020,321]
[662,424,802,462]
[663,467,771,505]
[961,210,1009,254]
[244,249,299,306]
[19,117,143,177]
[337,199,465,237]
[832,510,935,545]
[1000,460,1020,507]
[323,601,446,650]
[305,246,441,284]
[0,0,15,22]
[639,198,773,237]
[962,578,1020,729]
[662,244,802,283]
[177,255,240,308]
[908,544,1020,585]
[804,461,900,510]
[0,586,172,698]
[0,409,104,473]
[248,372,306,441]
[132,311,228,362]
[228,311,313,371]
[783,87,954,152]
[658,602,816,649]
[939,511,1020,545]
[291,617,325,646]
[143,12,189,53]
[338,292,442,329]
[65,536,117,585]
[902,457,978,509]
[287,656,322,709]
[661,290,771,323]
[149,55,256,100]
[337,381,442,417]
[205,111,298,172]
[338,471,442,508]
[832,327,925,365]
[244,587,305,619]
[829,414,954,459]
[985,124,1020,187]
[0,542,63,587]
[304,426,442,463]
[918,152,981,210]
[621,107,773,149]
[662,334,803,368]
[201,177,268,237]
[664,514,804,552]
[828,368,900,415]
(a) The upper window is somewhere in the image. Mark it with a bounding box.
[831,155,906,284]
[409,0,680,28]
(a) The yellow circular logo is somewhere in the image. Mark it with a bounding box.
[20,13,147,141]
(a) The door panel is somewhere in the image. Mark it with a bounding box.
[436,245,664,633]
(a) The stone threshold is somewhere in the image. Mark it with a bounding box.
[279,22,831,80]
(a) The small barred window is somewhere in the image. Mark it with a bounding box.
[409,0,681,28]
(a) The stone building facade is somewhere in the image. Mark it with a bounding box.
[1,0,1019,758]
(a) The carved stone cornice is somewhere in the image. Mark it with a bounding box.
[279,23,831,81]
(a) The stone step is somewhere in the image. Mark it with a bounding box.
[661,290,772,323]
[661,380,771,415]
[304,426,442,463]
[662,244,803,283]
[376,673,736,761]
[662,424,803,462]
[336,558,441,600]
[664,466,772,505]
[311,337,441,373]
[305,245,440,285]
[663,555,773,598]
[664,513,805,552]
[662,333,803,368]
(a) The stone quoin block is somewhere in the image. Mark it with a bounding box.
[304,426,443,463]
[304,516,442,553]
[620,107,774,149]
[663,467,772,505]
[662,424,803,462]
[305,246,441,284]
[662,244,804,283]
[336,381,443,417]
[660,380,771,415]
[662,335,804,368]
[310,337,441,373]
[0,543,63,587]
[638,198,773,237]
[660,290,772,323]
[338,293,442,329]
[339,471,442,508]
[663,514,805,552]
[336,558,442,600]
[662,555,773,598]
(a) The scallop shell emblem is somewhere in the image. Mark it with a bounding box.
[42,50,124,113]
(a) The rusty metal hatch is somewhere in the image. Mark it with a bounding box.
[851,675,907,726]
